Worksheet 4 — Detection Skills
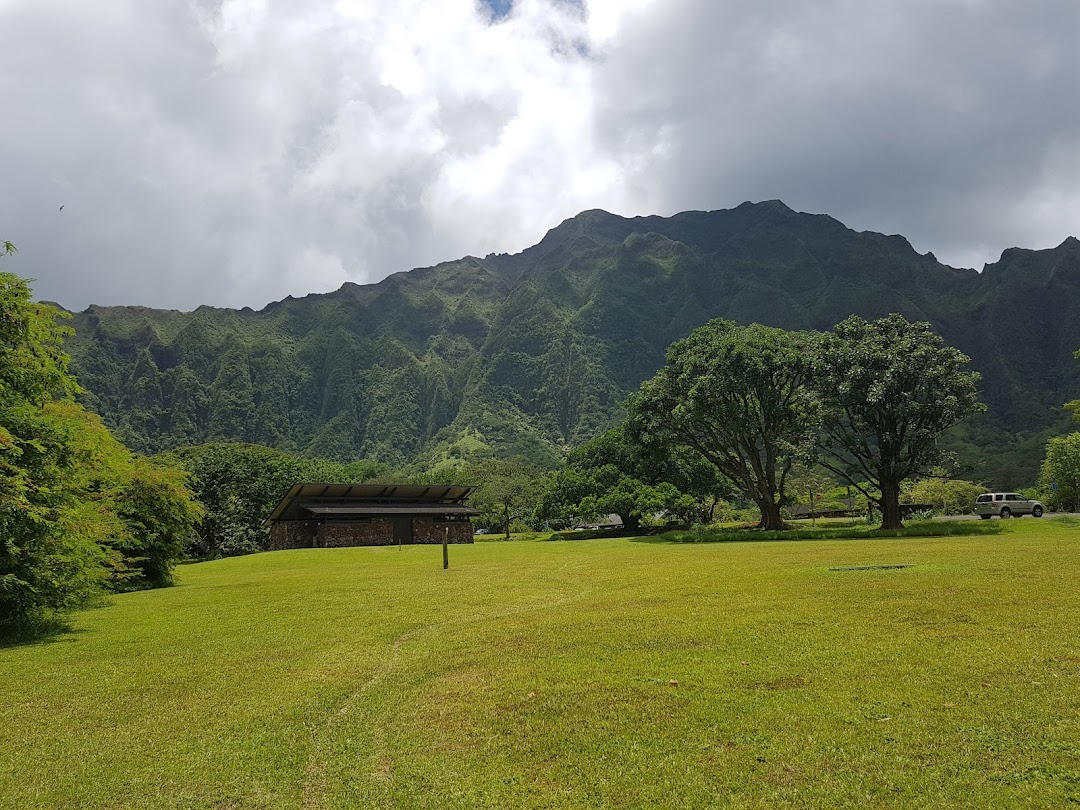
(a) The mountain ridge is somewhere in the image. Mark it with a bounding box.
[62,201,1080,486]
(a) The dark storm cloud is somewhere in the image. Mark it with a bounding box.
[594,0,1080,269]
[0,0,1077,310]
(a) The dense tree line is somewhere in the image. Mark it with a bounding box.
[505,314,991,533]
[172,311,1080,543]
[130,312,1063,547]
[160,443,387,557]
[570,315,983,531]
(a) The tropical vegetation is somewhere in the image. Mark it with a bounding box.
[1038,432,1080,513]
[536,426,730,530]
[159,443,386,557]
[61,203,1080,488]
[0,247,201,634]
[628,322,817,530]
[8,203,1080,632]
[812,314,983,528]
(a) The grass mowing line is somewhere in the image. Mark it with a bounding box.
[301,621,427,810]
[301,551,596,809]
[829,564,915,571]
[440,553,595,626]
[333,528,1080,808]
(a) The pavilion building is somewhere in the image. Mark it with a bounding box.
[266,483,479,549]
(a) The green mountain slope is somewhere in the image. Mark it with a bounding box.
[63,201,1080,486]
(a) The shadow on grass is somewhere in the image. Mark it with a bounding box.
[546,526,673,542]
[633,520,1005,545]
[0,617,87,650]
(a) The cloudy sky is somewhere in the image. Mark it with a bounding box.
[1,0,1078,311]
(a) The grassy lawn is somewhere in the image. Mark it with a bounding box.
[2,520,1078,808]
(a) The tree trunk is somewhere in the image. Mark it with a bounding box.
[503,502,511,540]
[880,482,903,530]
[755,496,787,530]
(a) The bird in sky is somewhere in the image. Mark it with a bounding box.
[59,205,64,212]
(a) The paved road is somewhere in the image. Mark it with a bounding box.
[936,512,1080,522]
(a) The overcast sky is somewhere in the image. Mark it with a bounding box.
[1,0,1078,311]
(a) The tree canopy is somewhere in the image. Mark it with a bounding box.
[535,426,731,530]
[0,262,100,630]
[813,314,983,529]
[1,256,202,635]
[161,443,387,557]
[466,458,548,538]
[1039,433,1080,513]
[628,320,817,530]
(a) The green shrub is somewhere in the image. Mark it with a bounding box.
[905,478,985,515]
[657,520,1001,544]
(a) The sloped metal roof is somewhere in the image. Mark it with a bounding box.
[305,505,480,516]
[265,483,477,525]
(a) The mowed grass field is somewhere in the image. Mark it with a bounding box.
[2,521,1078,809]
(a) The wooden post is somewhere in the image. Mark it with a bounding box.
[810,488,816,527]
[443,526,449,570]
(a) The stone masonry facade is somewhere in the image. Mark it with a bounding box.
[269,521,316,550]
[269,517,473,550]
[412,517,473,544]
[316,519,395,547]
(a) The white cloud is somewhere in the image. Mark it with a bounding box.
[0,0,663,309]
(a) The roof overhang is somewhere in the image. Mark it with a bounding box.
[265,482,478,526]
[304,505,481,517]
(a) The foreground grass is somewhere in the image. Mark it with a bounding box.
[1,521,1078,808]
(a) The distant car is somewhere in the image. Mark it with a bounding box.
[974,492,1044,519]
[473,528,490,535]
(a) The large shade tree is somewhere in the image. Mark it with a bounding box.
[628,320,818,530]
[813,314,983,529]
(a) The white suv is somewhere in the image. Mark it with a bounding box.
[974,492,1044,519]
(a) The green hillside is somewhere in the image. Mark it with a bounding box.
[2,523,1078,808]
[63,202,1080,486]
